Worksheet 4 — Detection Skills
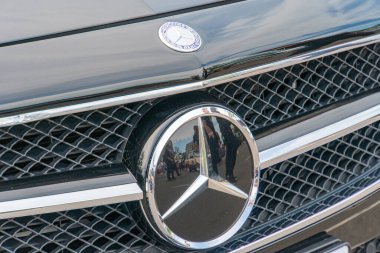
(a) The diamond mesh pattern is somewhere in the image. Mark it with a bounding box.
[0,102,153,181]
[0,42,379,252]
[214,122,380,252]
[1,43,379,182]
[208,43,380,132]
[217,167,380,252]
[250,122,380,227]
[0,123,378,253]
[0,204,166,253]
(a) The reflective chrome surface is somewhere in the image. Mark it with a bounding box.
[231,179,380,253]
[142,106,260,249]
[0,175,142,219]
[158,22,201,52]
[258,93,380,169]
[1,34,380,127]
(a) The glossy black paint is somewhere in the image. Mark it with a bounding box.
[0,0,154,44]
[0,0,226,45]
[0,0,380,114]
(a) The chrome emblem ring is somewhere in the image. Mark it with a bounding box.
[158,22,202,53]
[139,105,260,249]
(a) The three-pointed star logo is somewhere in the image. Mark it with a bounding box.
[170,26,195,46]
[161,117,248,220]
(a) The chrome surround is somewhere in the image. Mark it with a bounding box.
[231,179,380,253]
[143,105,260,249]
[158,22,202,53]
[1,34,380,128]
[0,176,142,219]
[258,97,380,169]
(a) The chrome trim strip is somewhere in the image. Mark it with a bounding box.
[231,179,380,253]
[0,183,142,219]
[1,34,380,127]
[258,103,380,169]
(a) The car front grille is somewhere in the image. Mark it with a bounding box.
[215,122,380,252]
[0,123,378,253]
[1,44,379,184]
[0,42,378,252]
[0,204,166,253]
[0,102,153,182]
[208,43,380,133]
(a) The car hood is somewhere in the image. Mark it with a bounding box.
[0,0,223,45]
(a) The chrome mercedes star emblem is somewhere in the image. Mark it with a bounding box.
[158,22,202,52]
[161,116,249,220]
[138,105,260,249]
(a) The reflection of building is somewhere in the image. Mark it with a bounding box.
[185,142,198,159]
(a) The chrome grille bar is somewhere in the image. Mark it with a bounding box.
[231,179,380,253]
[0,174,142,219]
[257,92,380,169]
[1,34,380,128]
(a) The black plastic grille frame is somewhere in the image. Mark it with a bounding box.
[0,123,378,253]
[208,43,380,133]
[0,101,153,182]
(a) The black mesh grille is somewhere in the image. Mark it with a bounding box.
[1,43,379,183]
[250,123,379,227]
[208,43,380,132]
[0,42,379,252]
[214,122,380,252]
[0,123,378,253]
[0,102,153,182]
[0,204,166,253]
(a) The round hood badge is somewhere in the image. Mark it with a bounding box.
[158,22,202,52]
[138,105,260,249]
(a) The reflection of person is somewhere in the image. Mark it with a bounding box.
[218,119,240,183]
[193,126,199,145]
[163,141,176,181]
[189,159,197,172]
[203,118,220,174]
[174,161,181,176]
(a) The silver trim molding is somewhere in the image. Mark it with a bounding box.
[231,179,380,253]
[1,34,380,127]
[258,96,380,169]
[0,182,142,219]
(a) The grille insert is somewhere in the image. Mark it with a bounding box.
[0,102,152,182]
[0,204,166,253]
[208,43,380,132]
[0,41,379,252]
[0,123,378,253]
[1,43,379,184]
[216,122,380,251]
